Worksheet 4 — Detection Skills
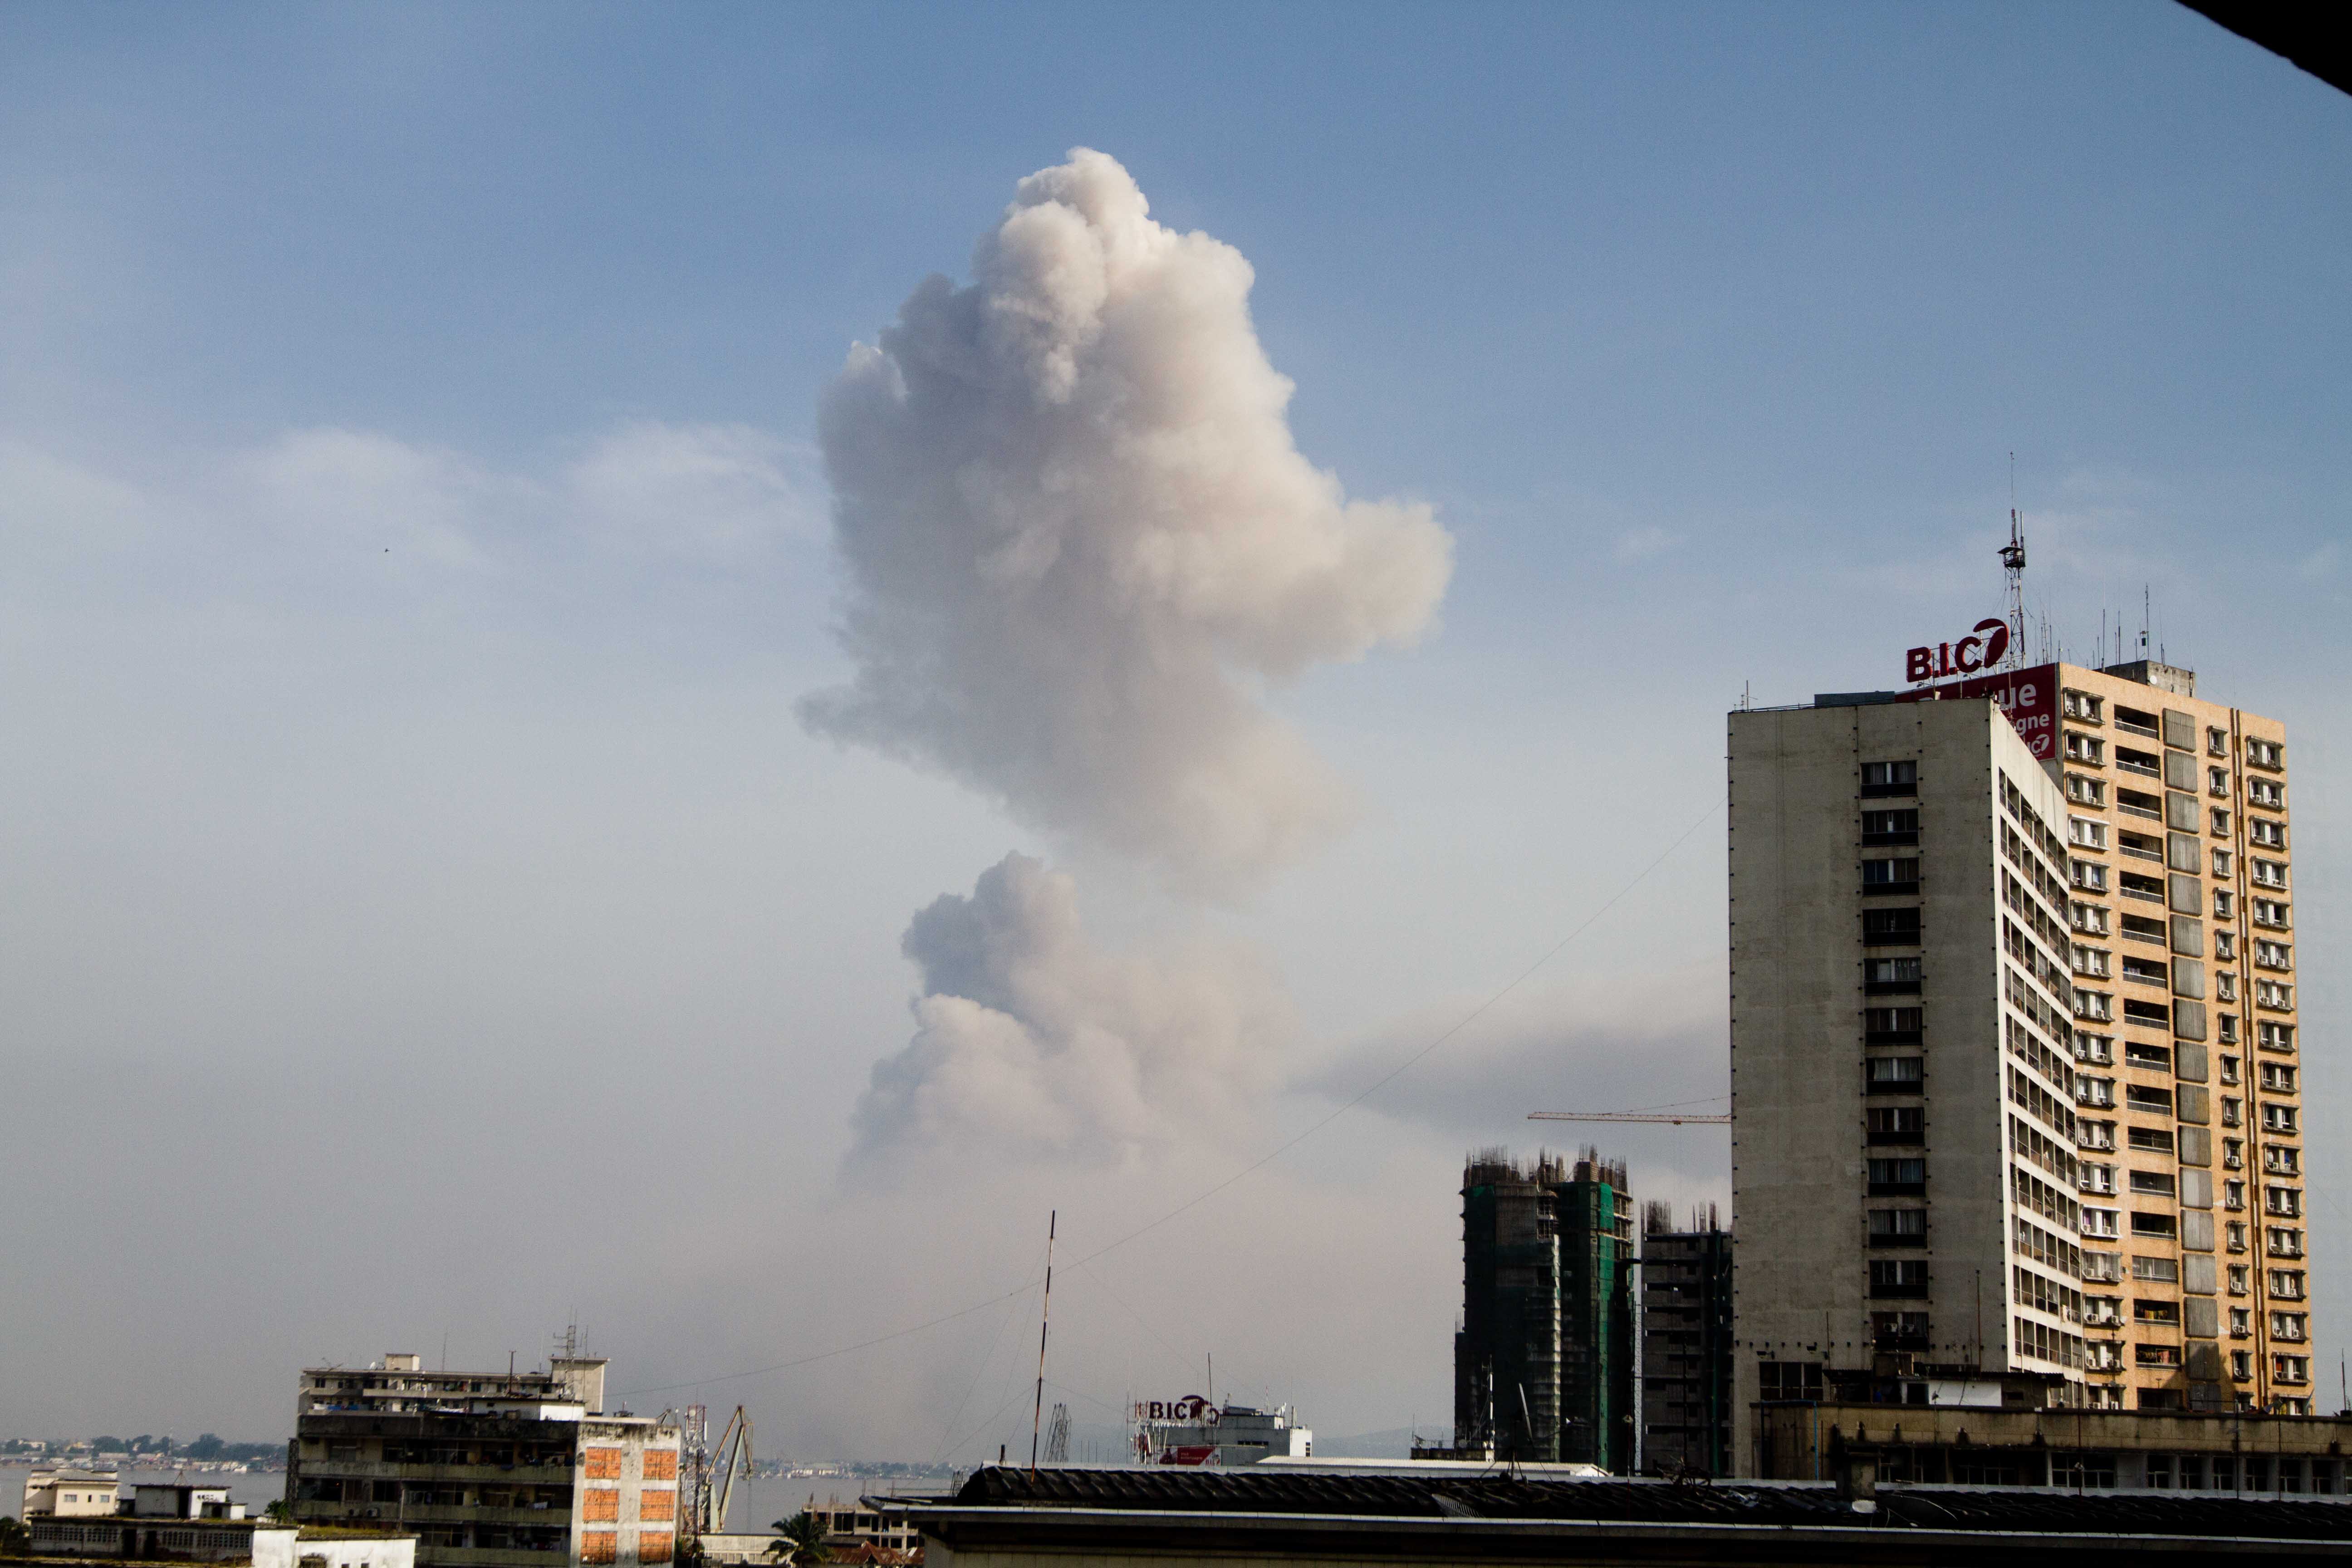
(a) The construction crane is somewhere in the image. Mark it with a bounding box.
[696,1406,753,1537]
[1527,1111,1730,1125]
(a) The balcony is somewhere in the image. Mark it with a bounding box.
[298,1463,576,1485]
[2116,715,2160,740]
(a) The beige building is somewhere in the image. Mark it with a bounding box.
[2048,660,2308,1411]
[1726,658,2312,1474]
[20,1468,122,1518]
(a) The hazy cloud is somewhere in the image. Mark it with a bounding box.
[801,149,1453,893]
[848,853,1288,1176]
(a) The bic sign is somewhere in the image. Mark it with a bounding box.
[1907,618,2011,683]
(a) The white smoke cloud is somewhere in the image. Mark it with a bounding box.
[802,148,1453,892]
[849,852,1287,1176]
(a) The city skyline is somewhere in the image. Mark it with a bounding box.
[1,2,2346,1459]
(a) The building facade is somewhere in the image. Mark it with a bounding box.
[1639,1209,1732,1477]
[2044,662,2308,1411]
[19,1469,123,1518]
[287,1352,682,1568]
[1454,1151,1635,1470]
[1726,659,2312,1475]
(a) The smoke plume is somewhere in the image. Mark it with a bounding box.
[848,853,1286,1175]
[803,148,1452,892]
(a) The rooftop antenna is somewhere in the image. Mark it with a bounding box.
[1999,456,2027,672]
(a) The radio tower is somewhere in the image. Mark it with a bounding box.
[1999,461,2027,671]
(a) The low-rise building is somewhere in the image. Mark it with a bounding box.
[130,1483,241,1519]
[801,1494,925,1555]
[876,1463,2352,1564]
[27,1517,258,1560]
[1754,1400,2352,1490]
[253,1523,420,1568]
[20,1468,122,1517]
[287,1350,681,1568]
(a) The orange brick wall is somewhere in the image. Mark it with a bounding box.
[583,1448,624,1480]
[637,1490,675,1523]
[639,1531,674,1563]
[583,1489,620,1523]
[580,1532,617,1564]
[640,1450,677,1481]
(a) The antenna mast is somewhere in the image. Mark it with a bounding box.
[1029,1210,1057,1477]
[1999,457,2027,672]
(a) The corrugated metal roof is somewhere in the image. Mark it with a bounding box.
[918,1464,2352,1541]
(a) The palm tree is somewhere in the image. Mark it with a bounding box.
[767,1512,829,1566]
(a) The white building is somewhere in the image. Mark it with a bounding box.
[1132,1399,1312,1466]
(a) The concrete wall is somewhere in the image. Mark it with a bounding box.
[570,1418,681,1568]
[253,1527,420,1568]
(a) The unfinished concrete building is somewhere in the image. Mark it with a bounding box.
[1454,1150,1635,1470]
[1639,1205,1732,1477]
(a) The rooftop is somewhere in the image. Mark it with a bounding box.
[872,1464,2352,1554]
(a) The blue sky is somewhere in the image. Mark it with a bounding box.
[2,3,2347,1453]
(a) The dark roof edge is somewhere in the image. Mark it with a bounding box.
[870,1501,2349,1552]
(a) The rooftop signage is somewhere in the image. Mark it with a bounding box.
[1907,618,2011,684]
[1135,1396,1218,1424]
[1898,661,2057,761]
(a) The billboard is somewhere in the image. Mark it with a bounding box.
[1898,662,2058,762]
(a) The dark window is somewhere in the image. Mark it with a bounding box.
[1865,1056,1924,1093]
[1759,1361,1825,1402]
[1868,1157,1926,1194]
[1862,1161,1919,1194]
[1871,1311,1930,1350]
[1863,858,1921,894]
[2125,1084,2175,1114]
[1863,908,1922,945]
[1862,760,1918,797]
[2127,1126,2175,1154]
[2131,1211,2178,1237]
[1870,1259,1929,1297]
[1869,1209,1927,1246]
[1865,956,1921,994]
[1866,1006,1924,1042]
[1867,1107,1925,1145]
[1862,808,1920,846]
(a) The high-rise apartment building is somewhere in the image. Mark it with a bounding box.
[1726,658,2310,1473]
[1639,1207,1732,1478]
[1453,1151,1635,1470]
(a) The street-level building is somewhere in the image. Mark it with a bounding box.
[875,1462,2352,1564]
[20,1468,122,1517]
[287,1351,682,1568]
[1754,1401,2352,1491]
[1726,657,2314,1475]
